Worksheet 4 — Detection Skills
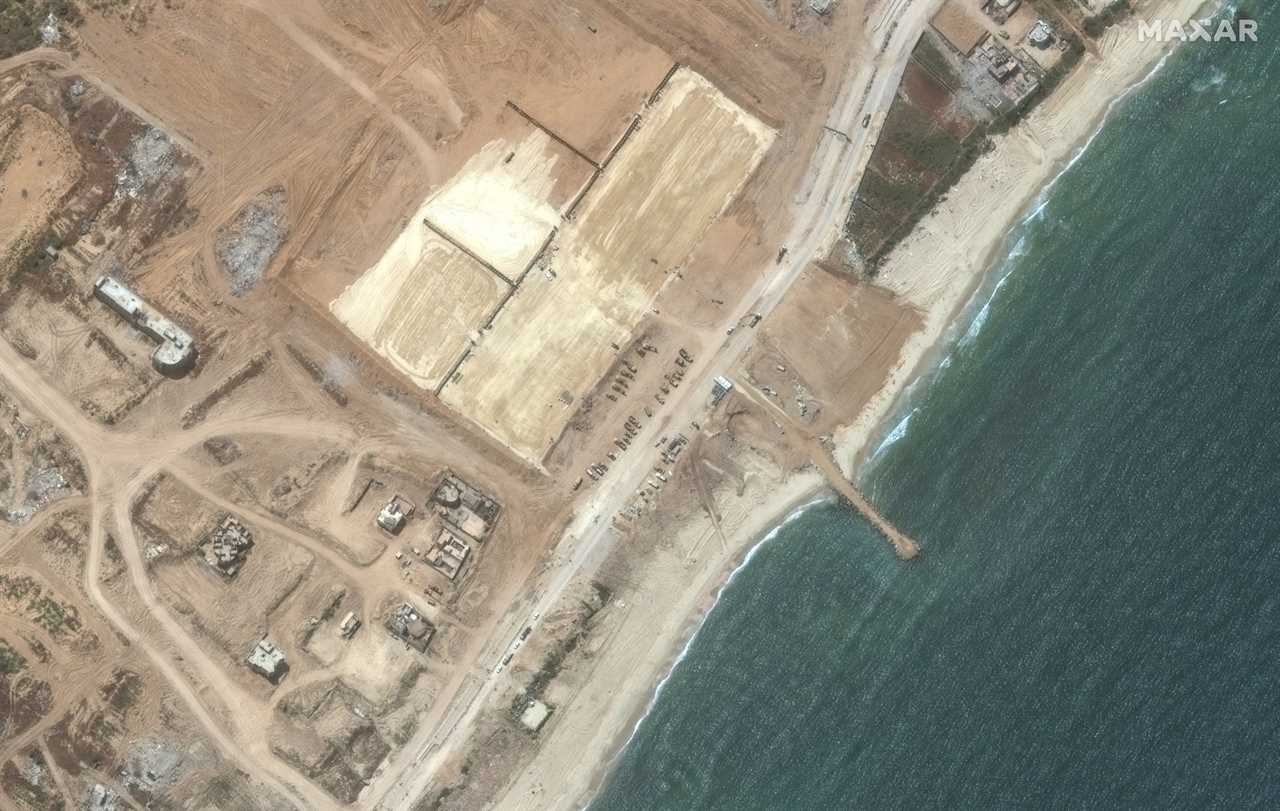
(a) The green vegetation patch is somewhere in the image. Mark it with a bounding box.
[0,638,26,674]
[844,199,903,259]
[0,573,37,601]
[30,593,81,636]
[911,31,965,91]
[855,166,925,220]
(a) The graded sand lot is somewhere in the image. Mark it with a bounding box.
[330,110,595,386]
[330,225,508,391]
[422,113,594,279]
[442,69,775,465]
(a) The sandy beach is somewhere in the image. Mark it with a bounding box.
[488,2,1208,808]
[493,457,828,809]
[835,0,1209,472]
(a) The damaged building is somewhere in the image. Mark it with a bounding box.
[386,602,434,653]
[93,275,197,377]
[425,526,471,580]
[200,514,254,577]
[432,473,500,542]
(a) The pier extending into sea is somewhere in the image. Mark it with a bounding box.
[736,381,920,560]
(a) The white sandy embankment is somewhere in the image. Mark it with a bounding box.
[835,0,1208,471]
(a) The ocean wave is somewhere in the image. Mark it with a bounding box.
[958,271,1013,349]
[870,407,917,461]
[942,50,1168,358]
[860,35,1185,486]
[1192,66,1228,93]
[1026,42,1177,216]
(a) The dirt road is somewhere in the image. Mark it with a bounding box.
[369,1,939,807]
[238,0,442,183]
[0,335,340,809]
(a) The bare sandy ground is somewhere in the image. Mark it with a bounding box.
[491,1,1209,806]
[497,465,826,810]
[442,68,776,466]
[834,0,1208,473]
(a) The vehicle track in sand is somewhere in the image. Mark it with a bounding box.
[371,0,942,806]
[0,315,554,808]
[237,0,443,184]
[0,334,341,809]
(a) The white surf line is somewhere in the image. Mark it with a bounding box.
[863,19,1195,467]
[579,492,837,809]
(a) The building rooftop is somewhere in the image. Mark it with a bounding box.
[339,611,361,638]
[200,515,253,577]
[711,375,734,404]
[377,495,414,534]
[520,699,552,732]
[386,602,435,652]
[433,474,501,542]
[427,527,471,580]
[93,275,197,376]
[246,639,288,683]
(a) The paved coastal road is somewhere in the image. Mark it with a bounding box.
[372,1,941,807]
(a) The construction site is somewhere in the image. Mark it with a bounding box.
[0,0,962,808]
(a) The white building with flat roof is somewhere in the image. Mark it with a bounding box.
[93,275,196,376]
[246,638,288,683]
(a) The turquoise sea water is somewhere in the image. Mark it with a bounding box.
[592,8,1280,809]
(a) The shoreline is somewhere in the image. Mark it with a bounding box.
[835,0,1209,474]
[580,483,837,803]
[493,466,828,810]
[498,2,1209,807]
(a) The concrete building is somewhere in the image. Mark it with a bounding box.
[339,611,361,639]
[984,0,1022,23]
[92,275,196,377]
[1028,20,1054,48]
[520,699,552,732]
[386,602,434,653]
[426,527,471,580]
[246,638,288,683]
[377,495,413,535]
[433,474,501,542]
[87,784,119,811]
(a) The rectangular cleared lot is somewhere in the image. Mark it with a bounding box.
[330,224,508,391]
[442,69,775,465]
[422,112,595,279]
